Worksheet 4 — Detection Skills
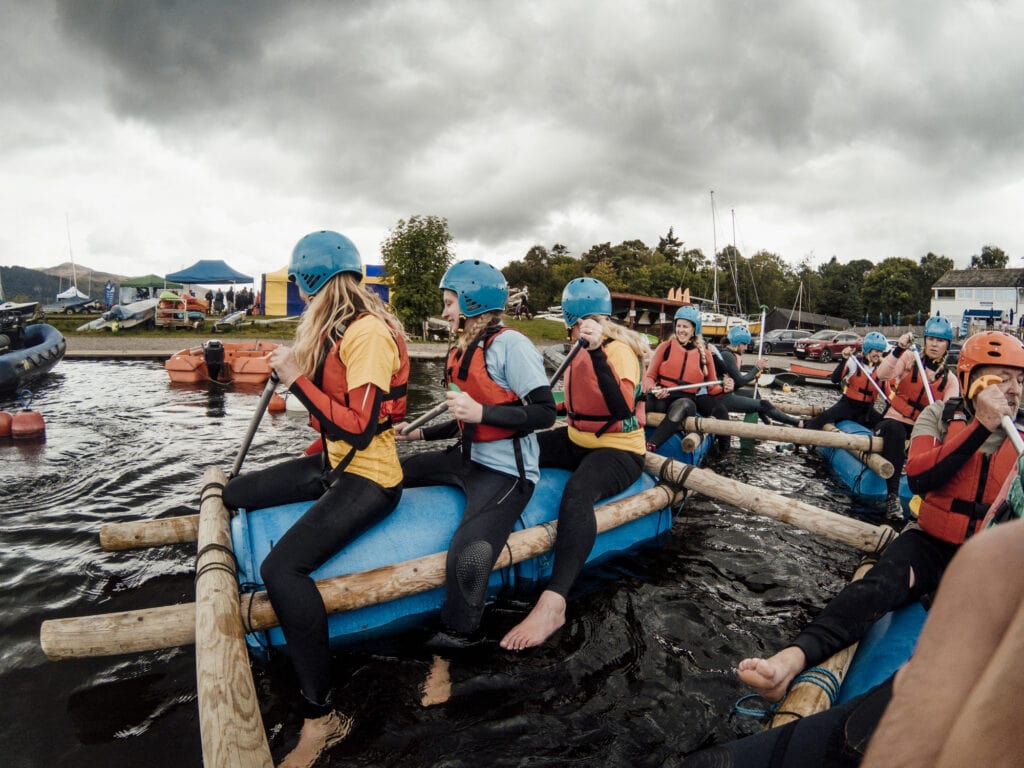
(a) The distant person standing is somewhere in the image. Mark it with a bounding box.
[226,286,235,313]
[205,289,214,311]
[214,288,225,315]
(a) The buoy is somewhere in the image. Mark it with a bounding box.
[268,392,286,413]
[782,383,792,393]
[0,411,12,438]
[11,389,45,440]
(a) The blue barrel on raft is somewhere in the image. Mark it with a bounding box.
[817,420,911,513]
[836,602,927,704]
[232,468,669,655]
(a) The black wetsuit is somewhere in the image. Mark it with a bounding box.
[714,346,801,427]
[682,677,894,767]
[803,357,883,431]
[224,454,401,717]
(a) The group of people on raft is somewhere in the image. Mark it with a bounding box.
[220,227,1024,767]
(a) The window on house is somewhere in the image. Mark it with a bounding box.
[935,289,955,299]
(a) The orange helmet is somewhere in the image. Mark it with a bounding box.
[956,331,1024,395]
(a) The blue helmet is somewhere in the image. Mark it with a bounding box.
[562,278,612,327]
[923,315,953,343]
[288,230,363,295]
[439,259,508,317]
[727,325,752,346]
[674,306,702,336]
[863,331,888,353]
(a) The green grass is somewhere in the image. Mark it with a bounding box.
[44,312,569,344]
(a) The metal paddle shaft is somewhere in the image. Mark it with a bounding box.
[753,305,767,399]
[651,379,725,395]
[548,338,585,386]
[850,355,890,403]
[229,372,279,478]
[1002,415,1024,456]
[400,400,450,435]
[911,346,936,406]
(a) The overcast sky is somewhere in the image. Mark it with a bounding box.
[4,0,1023,283]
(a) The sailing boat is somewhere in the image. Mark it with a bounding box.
[697,192,761,339]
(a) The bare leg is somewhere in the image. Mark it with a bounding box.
[499,590,566,651]
[420,655,452,707]
[863,520,1024,768]
[278,710,353,768]
[736,646,808,702]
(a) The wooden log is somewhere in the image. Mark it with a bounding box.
[40,485,675,660]
[680,416,885,453]
[769,558,875,728]
[771,402,824,417]
[194,468,272,767]
[645,454,895,554]
[821,424,894,479]
[100,514,200,550]
[681,431,703,453]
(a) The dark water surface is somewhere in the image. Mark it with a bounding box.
[0,359,872,767]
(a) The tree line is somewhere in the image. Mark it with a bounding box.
[381,215,1012,334]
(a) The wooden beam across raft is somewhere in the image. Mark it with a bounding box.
[649,414,886,454]
[194,468,272,767]
[41,483,677,659]
[46,457,895,661]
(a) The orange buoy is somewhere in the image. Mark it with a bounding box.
[11,409,45,439]
[0,411,12,438]
[268,392,286,413]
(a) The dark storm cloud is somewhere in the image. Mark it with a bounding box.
[9,0,1024,272]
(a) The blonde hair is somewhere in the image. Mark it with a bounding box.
[457,310,503,352]
[593,316,651,358]
[292,272,406,376]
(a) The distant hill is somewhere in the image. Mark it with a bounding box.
[0,264,130,303]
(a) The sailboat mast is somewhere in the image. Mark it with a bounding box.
[730,208,743,315]
[710,190,718,311]
[66,213,78,289]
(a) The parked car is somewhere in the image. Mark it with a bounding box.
[794,330,863,362]
[761,328,813,355]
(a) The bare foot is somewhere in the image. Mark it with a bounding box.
[420,655,451,706]
[278,710,353,768]
[500,590,566,651]
[736,646,807,702]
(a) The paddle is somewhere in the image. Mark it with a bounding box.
[753,305,768,399]
[400,383,461,435]
[548,338,585,386]
[228,372,279,478]
[650,380,725,396]
[910,344,936,406]
[850,355,890,404]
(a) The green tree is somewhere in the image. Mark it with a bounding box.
[656,227,684,263]
[970,245,1009,269]
[862,258,923,321]
[380,215,454,333]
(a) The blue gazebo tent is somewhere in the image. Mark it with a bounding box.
[165,259,254,285]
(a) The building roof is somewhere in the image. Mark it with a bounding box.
[932,268,1024,288]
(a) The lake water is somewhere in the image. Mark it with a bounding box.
[0,358,872,767]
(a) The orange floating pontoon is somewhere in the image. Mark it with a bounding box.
[165,340,279,385]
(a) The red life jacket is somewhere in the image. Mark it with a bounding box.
[310,314,409,436]
[564,339,641,436]
[843,357,879,403]
[888,362,951,421]
[652,340,724,396]
[445,326,523,443]
[916,404,1022,544]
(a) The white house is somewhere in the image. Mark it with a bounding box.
[930,268,1024,334]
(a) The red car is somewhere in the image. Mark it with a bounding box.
[793,330,863,362]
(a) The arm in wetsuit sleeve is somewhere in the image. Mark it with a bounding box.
[589,346,634,420]
[906,418,993,494]
[715,347,757,387]
[422,419,460,441]
[830,357,849,385]
[292,378,383,450]
[481,385,557,431]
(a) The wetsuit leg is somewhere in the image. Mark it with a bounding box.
[647,395,696,449]
[682,676,894,768]
[223,454,327,511]
[696,394,731,450]
[791,528,958,666]
[402,448,535,635]
[875,418,912,495]
[803,398,872,431]
[440,463,534,635]
[539,429,645,596]
[259,473,401,713]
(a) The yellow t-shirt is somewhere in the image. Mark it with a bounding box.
[567,338,646,454]
[325,315,403,488]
